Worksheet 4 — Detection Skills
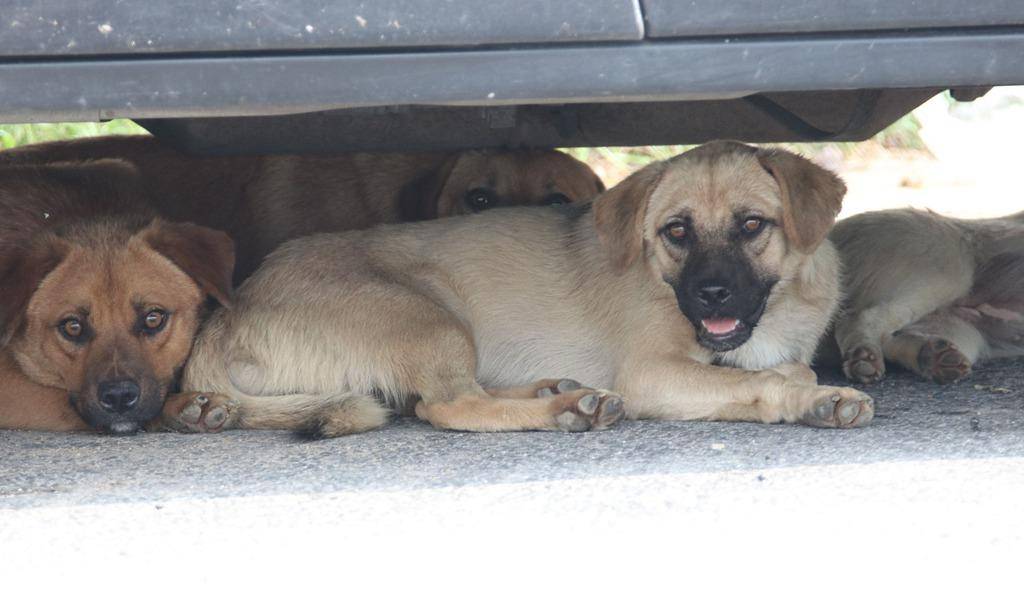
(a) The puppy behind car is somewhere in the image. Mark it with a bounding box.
[161,141,872,436]
[826,208,1024,384]
[0,161,234,433]
[0,136,604,281]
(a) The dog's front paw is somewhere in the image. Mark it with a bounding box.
[148,391,238,433]
[842,345,885,384]
[917,338,971,384]
[551,389,625,432]
[799,387,874,428]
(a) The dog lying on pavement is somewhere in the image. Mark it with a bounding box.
[0,136,605,281]
[0,161,234,433]
[824,208,1024,384]
[156,141,873,436]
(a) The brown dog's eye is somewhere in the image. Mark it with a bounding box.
[543,193,571,206]
[664,221,687,242]
[464,188,496,212]
[741,218,765,236]
[59,318,84,340]
[140,309,168,335]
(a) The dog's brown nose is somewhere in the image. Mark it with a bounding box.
[98,380,141,414]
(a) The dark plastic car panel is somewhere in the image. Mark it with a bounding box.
[3,0,642,56]
[641,0,1024,37]
[2,0,1023,151]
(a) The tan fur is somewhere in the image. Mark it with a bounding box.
[0,136,604,281]
[823,208,1024,384]
[162,141,872,437]
[0,164,234,433]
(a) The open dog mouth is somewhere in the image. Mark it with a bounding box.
[693,295,770,352]
[701,317,743,337]
[698,317,750,350]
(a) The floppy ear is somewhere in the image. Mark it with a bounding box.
[756,148,846,253]
[0,234,69,345]
[592,162,666,270]
[397,155,461,221]
[141,220,235,307]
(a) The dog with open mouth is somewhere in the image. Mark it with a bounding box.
[156,141,872,436]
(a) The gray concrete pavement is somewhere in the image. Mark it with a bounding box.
[2,359,1023,597]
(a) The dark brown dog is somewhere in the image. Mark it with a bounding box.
[0,161,234,433]
[0,136,604,281]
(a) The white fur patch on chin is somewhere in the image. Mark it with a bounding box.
[108,421,138,435]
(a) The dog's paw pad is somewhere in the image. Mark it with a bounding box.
[553,390,625,432]
[177,396,206,425]
[155,392,237,433]
[578,394,599,415]
[537,379,582,397]
[555,410,591,432]
[800,388,874,429]
[842,345,885,384]
[918,338,971,384]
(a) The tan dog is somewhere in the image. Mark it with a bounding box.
[0,136,604,281]
[825,208,1024,384]
[158,141,872,436]
[0,162,234,433]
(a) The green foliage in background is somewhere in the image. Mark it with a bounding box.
[0,120,147,150]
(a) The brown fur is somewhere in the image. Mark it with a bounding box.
[0,163,234,433]
[158,141,872,437]
[0,136,604,281]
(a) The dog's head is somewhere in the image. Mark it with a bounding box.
[1,213,234,435]
[594,141,845,352]
[399,149,604,220]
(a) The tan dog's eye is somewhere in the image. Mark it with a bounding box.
[59,317,87,342]
[140,309,169,335]
[741,218,765,236]
[664,221,687,242]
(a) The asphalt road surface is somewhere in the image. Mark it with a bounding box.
[3,359,1023,598]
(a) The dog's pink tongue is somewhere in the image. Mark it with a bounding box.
[702,318,740,335]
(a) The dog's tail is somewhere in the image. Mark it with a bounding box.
[182,315,389,438]
[226,390,389,439]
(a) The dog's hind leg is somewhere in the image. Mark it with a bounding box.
[415,383,624,433]
[882,311,986,384]
[409,335,624,432]
[834,275,972,384]
[150,390,388,437]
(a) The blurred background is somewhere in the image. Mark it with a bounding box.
[3,86,1022,220]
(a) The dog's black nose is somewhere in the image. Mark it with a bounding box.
[697,283,732,307]
[97,380,141,413]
